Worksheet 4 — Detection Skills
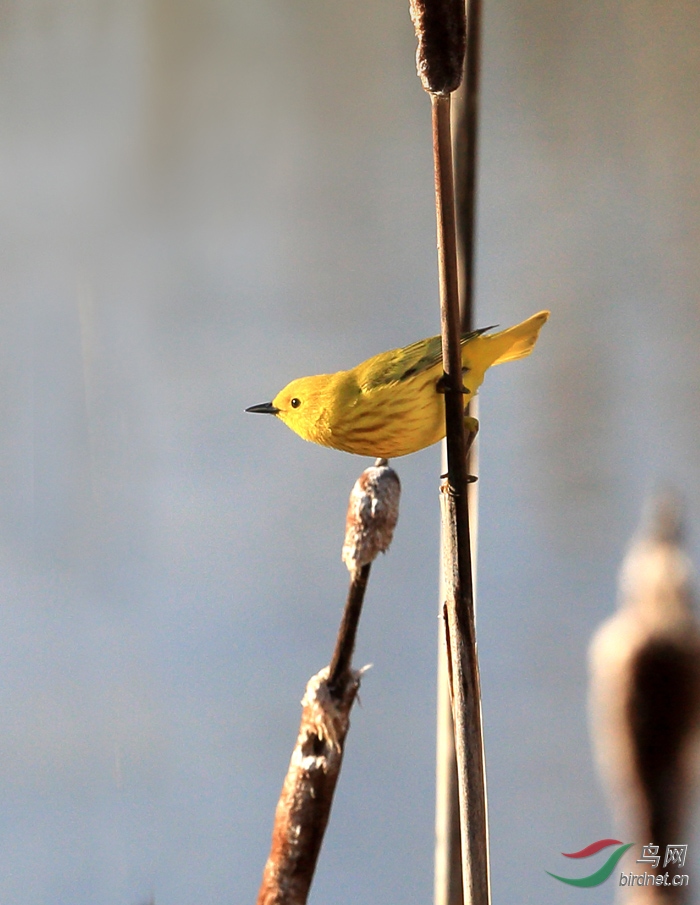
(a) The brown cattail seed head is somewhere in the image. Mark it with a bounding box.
[409,0,466,95]
[342,459,401,574]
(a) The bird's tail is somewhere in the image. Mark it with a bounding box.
[480,310,550,367]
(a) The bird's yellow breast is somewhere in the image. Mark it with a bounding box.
[322,365,470,458]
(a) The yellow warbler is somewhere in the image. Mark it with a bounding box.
[247,310,549,458]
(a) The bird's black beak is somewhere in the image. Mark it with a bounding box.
[245,402,280,415]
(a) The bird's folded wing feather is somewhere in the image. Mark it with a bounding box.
[358,328,491,392]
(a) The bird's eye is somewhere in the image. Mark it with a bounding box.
[290,397,301,409]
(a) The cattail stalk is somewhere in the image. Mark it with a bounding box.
[435,0,485,900]
[454,0,483,320]
[409,0,489,901]
[257,460,400,905]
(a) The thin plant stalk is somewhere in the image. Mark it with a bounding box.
[435,0,485,899]
[435,578,464,905]
[432,91,489,904]
[454,0,483,323]
[435,404,479,905]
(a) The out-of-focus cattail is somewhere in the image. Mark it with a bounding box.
[408,0,466,95]
[342,458,401,576]
[589,495,700,903]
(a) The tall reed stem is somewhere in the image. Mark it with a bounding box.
[435,0,485,900]
[432,92,489,905]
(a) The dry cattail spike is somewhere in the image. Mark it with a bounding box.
[409,0,466,95]
[257,667,360,905]
[589,494,700,903]
[342,458,401,575]
[258,460,399,903]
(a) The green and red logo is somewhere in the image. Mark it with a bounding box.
[546,839,634,887]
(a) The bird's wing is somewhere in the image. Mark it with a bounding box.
[358,328,491,392]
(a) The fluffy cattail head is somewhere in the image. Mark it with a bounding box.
[342,459,401,574]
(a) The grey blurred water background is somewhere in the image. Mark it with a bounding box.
[0,1,699,902]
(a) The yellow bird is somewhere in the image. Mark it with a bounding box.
[246,310,549,459]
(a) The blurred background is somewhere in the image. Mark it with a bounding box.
[0,0,699,902]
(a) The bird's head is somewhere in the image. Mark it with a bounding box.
[246,374,333,444]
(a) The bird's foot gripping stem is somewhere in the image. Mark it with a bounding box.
[439,416,479,482]
[440,472,478,483]
[436,373,471,396]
